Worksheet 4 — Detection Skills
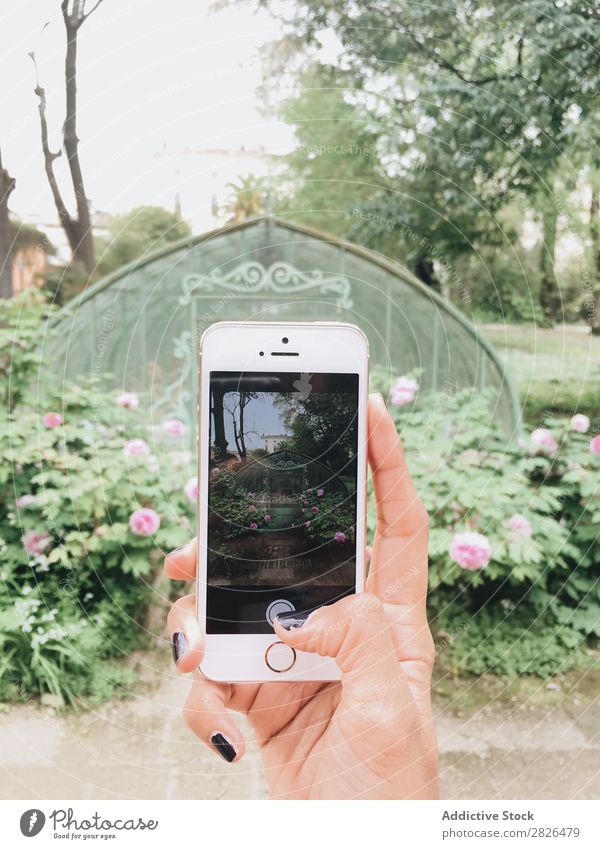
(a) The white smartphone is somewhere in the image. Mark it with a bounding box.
[196,321,368,682]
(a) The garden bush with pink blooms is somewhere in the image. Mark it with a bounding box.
[0,296,598,704]
[0,295,195,704]
[372,372,600,677]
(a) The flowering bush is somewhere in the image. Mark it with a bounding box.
[207,471,272,540]
[0,295,194,704]
[1,297,598,703]
[299,489,355,543]
[370,371,600,676]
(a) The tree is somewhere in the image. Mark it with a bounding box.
[259,0,600,324]
[280,391,358,475]
[278,65,384,234]
[225,391,258,459]
[31,0,106,276]
[95,206,192,275]
[222,174,267,222]
[0,148,16,299]
[278,64,502,293]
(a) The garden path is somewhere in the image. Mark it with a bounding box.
[0,651,598,800]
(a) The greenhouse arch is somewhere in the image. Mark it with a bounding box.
[46,216,520,435]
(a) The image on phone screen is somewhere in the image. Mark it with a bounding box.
[206,371,359,634]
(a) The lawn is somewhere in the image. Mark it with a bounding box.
[479,323,600,426]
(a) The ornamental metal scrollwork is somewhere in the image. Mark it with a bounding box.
[270,459,306,469]
[179,261,353,310]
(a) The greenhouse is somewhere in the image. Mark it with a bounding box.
[46,216,519,435]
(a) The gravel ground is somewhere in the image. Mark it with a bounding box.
[1,652,598,800]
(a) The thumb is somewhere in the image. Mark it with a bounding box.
[273,593,412,709]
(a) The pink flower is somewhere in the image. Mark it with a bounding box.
[123,438,150,456]
[184,477,198,502]
[311,506,318,514]
[505,513,533,539]
[570,414,590,434]
[248,504,257,512]
[43,412,63,428]
[450,531,492,570]
[390,375,419,406]
[306,488,313,494]
[317,489,324,497]
[334,531,346,543]
[22,530,51,556]
[530,428,558,456]
[164,418,185,436]
[116,391,139,409]
[305,521,312,529]
[590,435,600,456]
[263,514,271,522]
[16,494,37,508]
[129,508,160,536]
[249,522,258,530]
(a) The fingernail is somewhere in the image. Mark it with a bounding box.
[276,610,312,630]
[369,391,387,407]
[210,733,236,763]
[171,631,187,664]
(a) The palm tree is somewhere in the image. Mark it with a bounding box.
[222,174,266,223]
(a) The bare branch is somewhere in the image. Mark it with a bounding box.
[30,51,74,236]
[80,0,105,24]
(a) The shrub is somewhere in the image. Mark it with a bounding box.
[0,295,194,705]
[371,373,600,676]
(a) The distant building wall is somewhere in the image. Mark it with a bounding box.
[11,245,46,294]
[262,434,288,453]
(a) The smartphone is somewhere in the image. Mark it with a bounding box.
[197,321,368,682]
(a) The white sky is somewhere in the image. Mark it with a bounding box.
[1,0,296,241]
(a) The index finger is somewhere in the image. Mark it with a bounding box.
[164,538,197,580]
[366,394,429,608]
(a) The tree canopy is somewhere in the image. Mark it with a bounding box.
[258,0,600,326]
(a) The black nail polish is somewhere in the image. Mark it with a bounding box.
[171,631,187,664]
[210,733,236,763]
[276,610,312,630]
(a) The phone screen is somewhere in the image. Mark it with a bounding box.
[206,371,359,634]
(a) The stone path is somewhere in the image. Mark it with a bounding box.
[1,652,598,800]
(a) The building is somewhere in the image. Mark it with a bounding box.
[261,434,288,454]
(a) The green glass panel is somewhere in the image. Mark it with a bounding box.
[46,217,520,439]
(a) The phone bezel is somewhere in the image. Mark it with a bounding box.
[197,321,369,682]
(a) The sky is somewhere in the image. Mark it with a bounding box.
[223,391,288,452]
[1,0,296,245]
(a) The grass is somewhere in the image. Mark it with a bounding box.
[478,323,600,425]
[433,653,600,714]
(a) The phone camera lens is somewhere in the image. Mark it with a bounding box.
[259,351,264,357]
[282,336,289,344]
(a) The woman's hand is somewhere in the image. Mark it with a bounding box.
[165,394,438,799]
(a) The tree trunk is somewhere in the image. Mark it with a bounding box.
[414,253,441,293]
[538,202,560,327]
[0,150,16,299]
[63,9,95,273]
[32,1,102,277]
[211,388,228,460]
[588,167,600,334]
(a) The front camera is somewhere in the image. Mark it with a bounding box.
[282,336,289,344]
[259,351,264,357]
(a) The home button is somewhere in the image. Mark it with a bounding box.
[265,641,296,673]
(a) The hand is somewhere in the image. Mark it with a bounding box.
[165,394,438,799]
